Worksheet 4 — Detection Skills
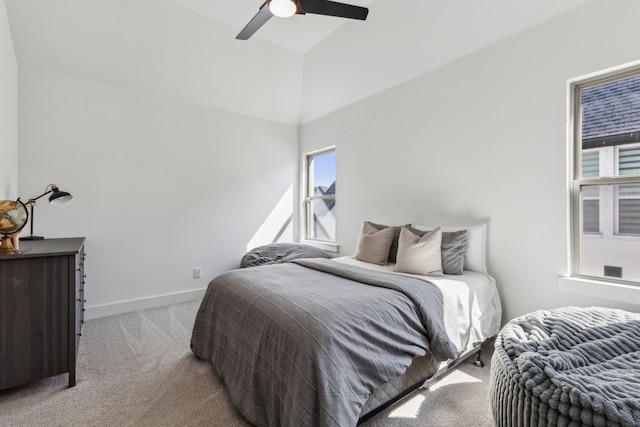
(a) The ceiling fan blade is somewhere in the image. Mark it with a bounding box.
[299,0,368,20]
[236,2,273,40]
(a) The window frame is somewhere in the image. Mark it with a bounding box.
[569,64,640,286]
[301,146,337,250]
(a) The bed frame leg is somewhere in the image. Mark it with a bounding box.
[475,345,485,367]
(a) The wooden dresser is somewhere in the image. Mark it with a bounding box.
[0,237,85,390]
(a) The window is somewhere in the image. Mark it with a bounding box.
[570,66,640,284]
[303,147,336,244]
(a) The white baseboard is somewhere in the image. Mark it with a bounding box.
[84,288,207,320]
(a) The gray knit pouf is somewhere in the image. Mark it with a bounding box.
[490,307,640,427]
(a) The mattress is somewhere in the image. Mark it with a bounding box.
[333,256,502,352]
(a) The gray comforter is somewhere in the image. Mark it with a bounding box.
[190,258,457,427]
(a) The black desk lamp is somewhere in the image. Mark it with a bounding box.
[20,184,73,241]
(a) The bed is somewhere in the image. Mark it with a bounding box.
[191,222,502,427]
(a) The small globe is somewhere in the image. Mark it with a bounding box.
[0,199,29,235]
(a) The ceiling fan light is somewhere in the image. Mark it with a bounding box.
[268,0,296,18]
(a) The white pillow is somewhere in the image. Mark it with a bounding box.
[411,224,487,273]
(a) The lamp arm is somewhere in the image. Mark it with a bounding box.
[26,184,58,206]
[30,190,52,204]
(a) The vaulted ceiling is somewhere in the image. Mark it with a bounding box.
[5,0,592,125]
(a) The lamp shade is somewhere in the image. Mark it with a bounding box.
[49,188,73,205]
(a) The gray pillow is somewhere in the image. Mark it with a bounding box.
[367,221,408,263]
[441,230,468,275]
[394,226,444,276]
[408,226,468,275]
[354,221,395,265]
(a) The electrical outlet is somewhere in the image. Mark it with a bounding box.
[193,268,201,279]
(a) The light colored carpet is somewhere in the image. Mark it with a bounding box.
[0,301,495,427]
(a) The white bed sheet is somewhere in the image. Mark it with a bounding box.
[333,256,502,356]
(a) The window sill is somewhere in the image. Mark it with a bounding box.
[558,276,640,306]
[299,240,340,253]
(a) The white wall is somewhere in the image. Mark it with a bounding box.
[18,67,298,318]
[0,0,17,199]
[301,0,640,322]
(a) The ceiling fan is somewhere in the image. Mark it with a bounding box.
[236,0,369,40]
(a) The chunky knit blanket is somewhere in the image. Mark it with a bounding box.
[490,306,640,427]
[239,243,329,268]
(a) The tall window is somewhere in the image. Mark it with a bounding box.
[571,67,640,283]
[304,147,336,243]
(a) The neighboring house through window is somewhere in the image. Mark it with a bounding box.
[303,147,336,246]
[571,67,640,283]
